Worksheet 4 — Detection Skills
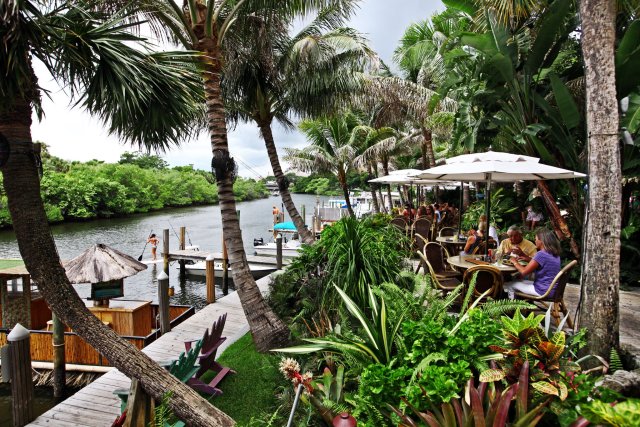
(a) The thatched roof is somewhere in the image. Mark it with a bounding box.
[64,244,147,284]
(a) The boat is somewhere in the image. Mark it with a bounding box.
[177,260,277,280]
[254,221,304,257]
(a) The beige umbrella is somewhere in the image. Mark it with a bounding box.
[65,243,147,284]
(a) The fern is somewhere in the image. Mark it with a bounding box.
[151,392,173,427]
[610,347,624,373]
[481,299,536,317]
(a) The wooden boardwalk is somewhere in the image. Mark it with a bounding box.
[26,276,272,427]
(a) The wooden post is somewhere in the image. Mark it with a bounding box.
[123,378,154,427]
[52,314,65,398]
[179,226,186,277]
[301,204,306,226]
[8,324,34,427]
[163,229,169,275]
[205,255,216,304]
[222,236,229,295]
[157,271,170,334]
[276,234,283,270]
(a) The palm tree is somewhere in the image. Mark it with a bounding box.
[0,2,232,425]
[578,0,621,359]
[222,2,374,244]
[285,113,362,216]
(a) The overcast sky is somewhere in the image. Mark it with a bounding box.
[31,0,444,179]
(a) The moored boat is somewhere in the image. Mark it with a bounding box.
[177,260,277,280]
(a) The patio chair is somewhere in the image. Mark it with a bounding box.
[420,242,462,280]
[438,227,457,237]
[412,218,432,251]
[390,216,409,235]
[514,260,578,328]
[183,313,236,396]
[463,265,504,300]
[417,249,461,296]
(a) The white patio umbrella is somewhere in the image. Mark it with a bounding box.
[409,151,586,253]
[369,169,451,214]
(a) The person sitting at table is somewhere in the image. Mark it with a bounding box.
[463,228,485,254]
[498,225,537,261]
[504,229,561,297]
[416,205,428,219]
[478,214,499,243]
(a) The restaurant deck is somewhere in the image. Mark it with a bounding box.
[25,275,272,427]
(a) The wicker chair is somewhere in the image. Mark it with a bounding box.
[412,218,432,251]
[463,265,504,300]
[438,227,457,237]
[417,249,461,296]
[514,260,578,328]
[420,242,462,280]
[390,216,409,235]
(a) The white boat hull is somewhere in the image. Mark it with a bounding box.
[253,243,302,257]
[179,261,277,279]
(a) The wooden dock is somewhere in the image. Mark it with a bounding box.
[167,250,290,266]
[26,276,272,427]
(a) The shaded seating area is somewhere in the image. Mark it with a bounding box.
[417,242,462,295]
[438,226,457,237]
[184,313,236,396]
[513,260,578,328]
[390,216,409,236]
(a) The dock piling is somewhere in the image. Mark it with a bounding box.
[52,314,65,398]
[157,271,170,335]
[205,255,216,304]
[276,234,283,269]
[222,236,229,295]
[178,226,186,277]
[163,229,169,275]
[8,323,34,427]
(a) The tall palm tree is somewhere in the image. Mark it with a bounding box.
[0,2,233,425]
[285,113,361,216]
[223,2,374,244]
[578,0,621,359]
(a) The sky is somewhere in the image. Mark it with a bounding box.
[31,0,444,179]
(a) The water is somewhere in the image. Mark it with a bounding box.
[0,193,325,425]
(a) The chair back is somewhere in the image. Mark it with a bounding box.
[417,249,449,292]
[540,260,578,302]
[390,216,408,234]
[202,313,227,354]
[424,242,449,274]
[463,265,503,299]
[439,227,456,237]
[413,218,432,251]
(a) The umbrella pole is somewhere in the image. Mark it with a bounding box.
[485,174,492,256]
[458,181,464,237]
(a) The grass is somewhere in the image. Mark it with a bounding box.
[204,332,287,425]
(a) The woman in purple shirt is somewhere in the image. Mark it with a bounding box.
[504,229,561,297]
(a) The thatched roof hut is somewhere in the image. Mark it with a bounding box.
[64,244,147,284]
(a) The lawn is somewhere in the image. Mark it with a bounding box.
[206,332,287,424]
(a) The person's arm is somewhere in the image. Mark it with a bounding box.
[463,235,476,253]
[512,245,533,262]
[511,257,539,276]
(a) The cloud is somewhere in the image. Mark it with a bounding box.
[30,0,443,177]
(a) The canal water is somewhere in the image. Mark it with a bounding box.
[0,193,327,425]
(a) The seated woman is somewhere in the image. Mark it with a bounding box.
[463,228,485,254]
[503,229,561,297]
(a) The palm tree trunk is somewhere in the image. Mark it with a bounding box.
[383,160,393,211]
[421,127,436,167]
[367,165,380,214]
[537,181,580,258]
[198,40,289,352]
[578,0,620,359]
[258,122,314,244]
[337,170,355,217]
[0,102,233,427]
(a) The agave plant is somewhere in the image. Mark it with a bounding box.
[389,361,549,426]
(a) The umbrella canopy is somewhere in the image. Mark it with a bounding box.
[410,151,586,182]
[369,168,449,185]
[409,150,586,254]
[64,243,147,284]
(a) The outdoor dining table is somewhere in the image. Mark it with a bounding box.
[446,255,518,274]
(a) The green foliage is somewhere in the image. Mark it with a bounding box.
[580,399,640,427]
[0,155,268,227]
[462,188,517,230]
[609,348,624,373]
[390,362,549,427]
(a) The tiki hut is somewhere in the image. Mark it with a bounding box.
[64,244,147,306]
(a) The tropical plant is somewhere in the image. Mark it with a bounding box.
[461,187,517,230]
[579,398,640,427]
[389,362,549,427]
[223,1,374,242]
[0,0,233,424]
[286,113,363,216]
